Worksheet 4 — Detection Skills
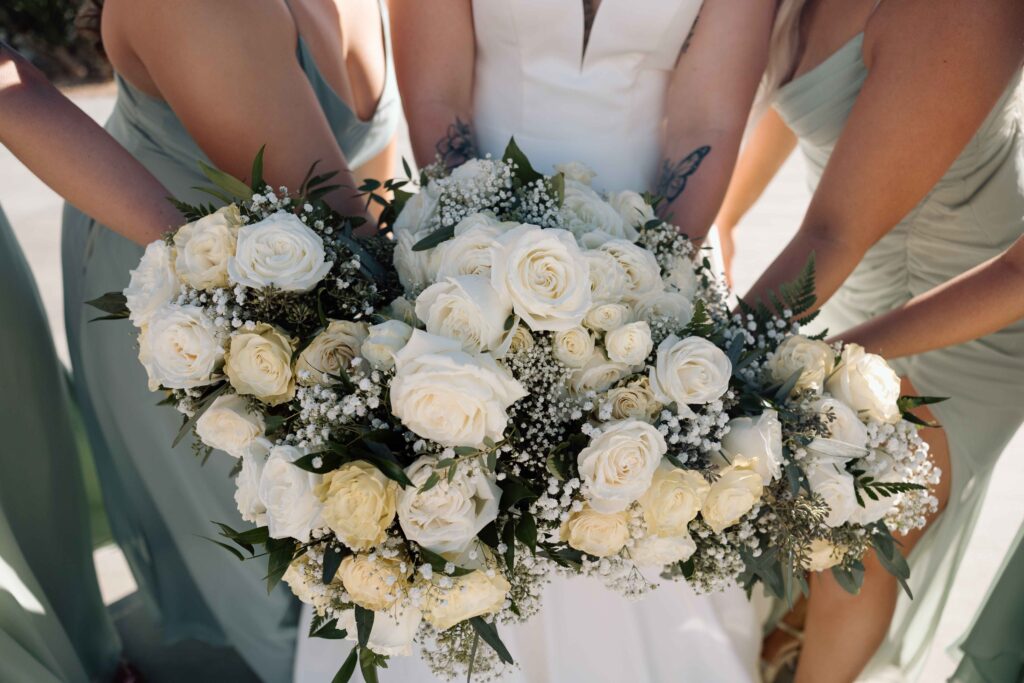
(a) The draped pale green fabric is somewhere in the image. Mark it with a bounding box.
[0,207,121,682]
[951,523,1024,683]
[773,34,1024,681]
[59,6,400,681]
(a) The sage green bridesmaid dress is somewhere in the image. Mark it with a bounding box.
[951,522,1024,683]
[0,206,121,682]
[772,33,1024,681]
[59,4,400,681]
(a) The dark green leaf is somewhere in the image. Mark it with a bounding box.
[500,475,538,511]
[411,224,455,252]
[830,560,864,595]
[85,291,129,316]
[201,536,246,561]
[358,445,414,488]
[358,647,380,683]
[502,519,516,572]
[265,538,298,593]
[354,605,374,647]
[323,547,344,584]
[774,369,803,403]
[469,617,515,665]
[515,513,538,552]
[310,616,349,640]
[420,471,441,493]
[331,648,358,683]
[501,137,543,186]
[418,546,474,577]
[198,160,253,200]
[251,145,266,191]
[291,450,344,474]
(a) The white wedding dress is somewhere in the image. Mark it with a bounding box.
[294,1,752,680]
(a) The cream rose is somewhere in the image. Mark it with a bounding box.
[578,419,667,513]
[225,324,296,405]
[337,604,422,657]
[296,320,368,386]
[767,335,836,395]
[638,463,710,536]
[393,186,443,291]
[804,538,843,572]
[422,569,510,631]
[173,205,241,290]
[562,180,638,247]
[338,554,408,611]
[604,377,662,422]
[316,461,398,551]
[257,444,322,542]
[630,533,697,567]
[435,214,505,279]
[583,250,630,304]
[195,393,264,457]
[605,321,653,365]
[361,319,414,370]
[227,211,332,292]
[235,439,269,526]
[390,331,526,448]
[568,350,632,395]
[553,327,596,368]
[825,344,902,424]
[702,464,763,534]
[490,225,592,331]
[124,240,179,327]
[599,239,663,299]
[398,456,501,556]
[664,255,700,300]
[415,275,513,354]
[584,302,632,332]
[507,325,535,354]
[720,410,784,485]
[808,396,870,459]
[383,296,418,326]
[806,462,858,528]
[650,335,732,411]
[561,505,631,557]
[554,161,597,185]
[137,304,223,391]
[608,190,656,229]
[634,290,695,328]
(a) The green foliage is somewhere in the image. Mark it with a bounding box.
[85,291,129,321]
[469,617,515,665]
[680,299,716,338]
[172,383,228,448]
[853,472,927,506]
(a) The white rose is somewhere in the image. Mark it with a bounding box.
[227,211,333,292]
[605,321,653,365]
[490,225,592,331]
[422,569,510,631]
[808,397,870,460]
[398,456,501,556]
[393,185,445,292]
[225,324,296,405]
[561,505,630,557]
[361,320,414,370]
[338,604,422,657]
[804,538,843,572]
[584,302,632,332]
[631,533,697,567]
[383,296,418,326]
[806,462,858,528]
[394,183,441,236]
[436,215,505,280]
[416,276,513,354]
[448,158,501,185]
[137,304,223,391]
[195,393,264,457]
[720,410,784,485]
[702,464,763,534]
[258,444,322,542]
[562,180,638,246]
[768,335,836,395]
[390,331,527,447]
[599,240,663,300]
[554,161,597,185]
[235,438,269,526]
[507,325,535,354]
[173,205,241,290]
[825,344,902,424]
[296,320,368,386]
[124,240,179,327]
[578,419,666,513]
[664,255,700,300]
[649,335,732,411]
[604,377,662,422]
[282,557,324,610]
[553,327,596,368]
[568,350,632,395]
[607,190,655,228]
[634,290,695,328]
[316,461,398,551]
[583,250,630,303]
[638,463,710,536]
[338,554,407,610]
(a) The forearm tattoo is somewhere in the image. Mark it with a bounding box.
[656,145,711,203]
[435,117,478,170]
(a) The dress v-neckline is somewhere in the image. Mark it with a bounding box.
[578,0,613,69]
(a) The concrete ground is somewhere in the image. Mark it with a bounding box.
[2,85,1022,682]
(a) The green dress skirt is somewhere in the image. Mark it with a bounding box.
[0,206,121,682]
[60,4,400,680]
[773,34,1024,680]
[951,522,1024,683]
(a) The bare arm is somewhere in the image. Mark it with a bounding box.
[389,0,476,169]
[743,0,1024,313]
[835,236,1024,358]
[658,0,775,241]
[110,0,370,222]
[0,46,179,245]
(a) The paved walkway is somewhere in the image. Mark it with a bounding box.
[2,86,1021,681]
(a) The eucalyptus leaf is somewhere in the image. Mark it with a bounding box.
[332,648,358,683]
[412,224,455,252]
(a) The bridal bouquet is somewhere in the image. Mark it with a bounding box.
[89,143,939,682]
